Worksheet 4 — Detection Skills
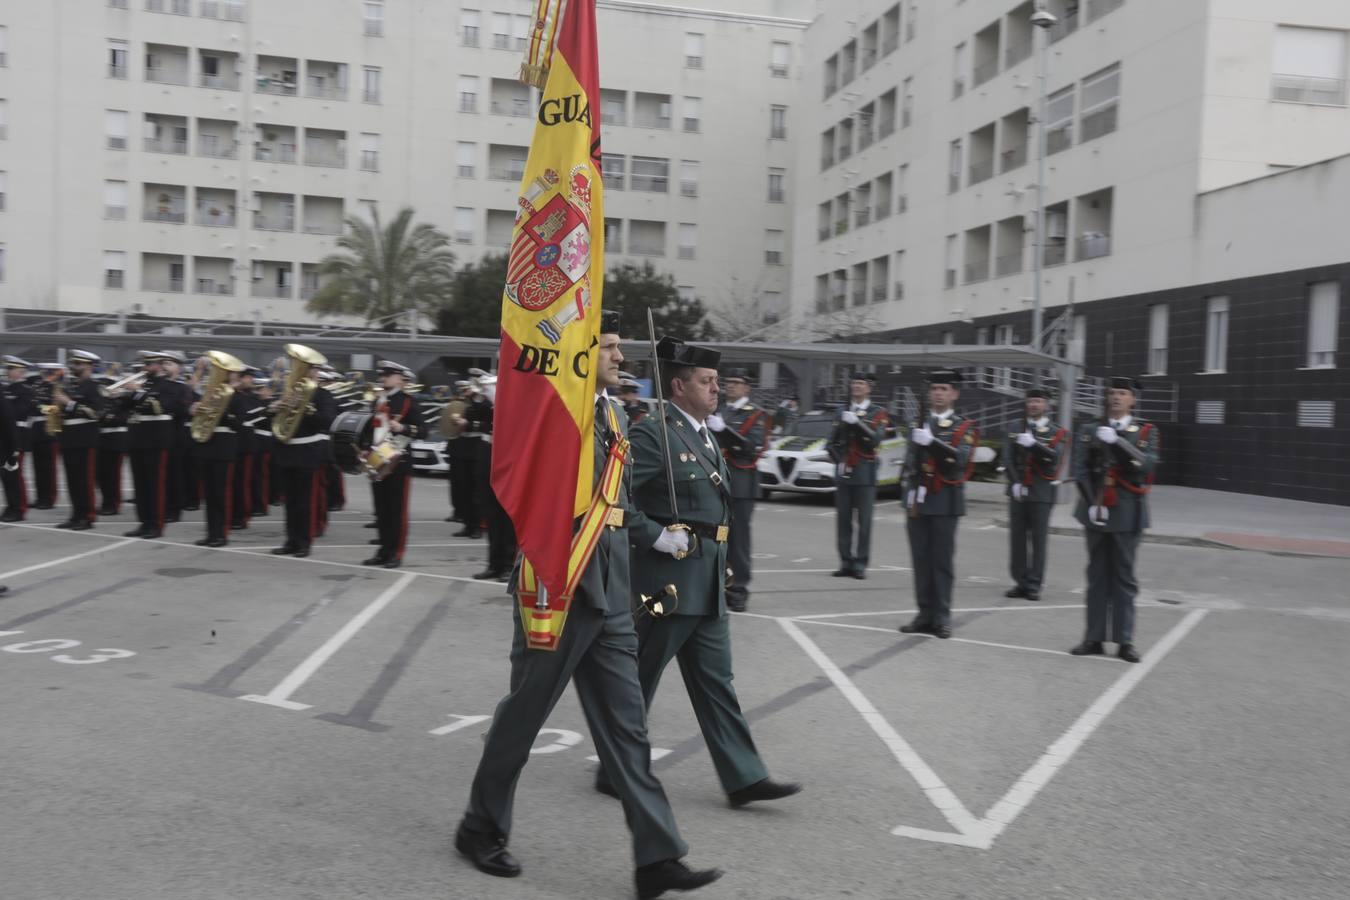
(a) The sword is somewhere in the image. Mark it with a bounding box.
[646,308,697,562]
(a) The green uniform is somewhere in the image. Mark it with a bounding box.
[831,402,893,575]
[1002,418,1068,595]
[1072,416,1160,644]
[624,402,770,794]
[713,398,769,609]
[463,396,687,868]
[902,411,978,629]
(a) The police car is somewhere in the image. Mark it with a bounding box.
[756,409,907,498]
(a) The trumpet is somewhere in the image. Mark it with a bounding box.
[100,371,147,399]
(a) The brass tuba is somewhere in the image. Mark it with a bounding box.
[190,350,247,443]
[271,343,328,443]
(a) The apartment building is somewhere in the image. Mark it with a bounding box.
[0,0,808,325]
[792,0,1350,504]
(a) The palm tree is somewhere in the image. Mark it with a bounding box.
[306,207,457,328]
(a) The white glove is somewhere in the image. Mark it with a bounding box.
[1095,425,1119,445]
[1088,505,1109,525]
[652,527,690,557]
[840,410,859,426]
[1016,431,1036,448]
[3,452,18,472]
[1011,484,1025,500]
[911,426,933,446]
[705,414,727,433]
[915,486,927,505]
[906,490,915,507]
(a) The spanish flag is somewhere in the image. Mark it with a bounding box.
[492,0,606,648]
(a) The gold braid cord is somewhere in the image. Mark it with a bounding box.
[520,0,566,88]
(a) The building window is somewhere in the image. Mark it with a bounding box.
[1195,401,1225,425]
[893,249,905,300]
[1204,296,1229,373]
[682,96,701,133]
[108,40,129,79]
[677,285,696,303]
[456,142,476,178]
[767,168,786,203]
[1296,401,1335,428]
[679,159,699,197]
[104,250,126,289]
[363,66,382,103]
[906,2,917,43]
[944,234,958,289]
[359,133,380,172]
[630,156,669,193]
[685,33,704,69]
[604,218,623,254]
[952,41,967,98]
[765,229,784,265]
[453,207,474,244]
[947,139,962,194]
[1046,85,1075,154]
[458,75,479,113]
[0,171,5,211]
[0,245,6,282]
[1307,281,1340,368]
[0,26,8,67]
[770,41,790,77]
[1272,26,1347,106]
[770,105,787,140]
[461,9,480,46]
[677,223,697,260]
[512,15,531,52]
[901,77,914,127]
[1148,304,1168,375]
[1080,63,1120,142]
[105,109,128,150]
[601,153,626,189]
[363,1,385,37]
[104,180,128,219]
[491,13,511,49]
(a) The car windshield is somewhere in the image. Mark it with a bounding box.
[789,416,837,439]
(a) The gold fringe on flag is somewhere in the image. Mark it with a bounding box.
[519,0,567,88]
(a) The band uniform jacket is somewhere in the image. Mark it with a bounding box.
[98,396,131,453]
[122,375,190,449]
[714,400,769,500]
[0,392,18,457]
[1072,417,1160,533]
[196,391,249,462]
[902,411,978,517]
[464,395,494,464]
[830,403,894,487]
[56,377,104,450]
[564,396,638,615]
[373,389,426,467]
[628,404,732,617]
[4,379,34,451]
[1002,419,1068,504]
[271,386,338,470]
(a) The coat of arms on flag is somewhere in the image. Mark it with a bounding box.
[507,166,595,344]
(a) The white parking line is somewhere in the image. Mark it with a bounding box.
[794,603,1082,620]
[239,572,417,711]
[793,618,1120,662]
[0,537,138,581]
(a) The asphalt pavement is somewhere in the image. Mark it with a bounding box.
[2,474,1348,900]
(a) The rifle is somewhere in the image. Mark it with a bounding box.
[902,375,928,517]
[1078,333,1112,521]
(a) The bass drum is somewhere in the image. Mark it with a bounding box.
[330,410,374,474]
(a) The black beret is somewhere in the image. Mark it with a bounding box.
[1108,376,1142,394]
[656,335,721,369]
[927,369,963,386]
[600,309,622,334]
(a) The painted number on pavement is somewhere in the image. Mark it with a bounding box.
[0,631,137,665]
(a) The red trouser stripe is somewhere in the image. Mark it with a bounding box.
[395,471,411,560]
[223,462,234,537]
[17,451,28,514]
[86,448,97,522]
[240,458,252,522]
[113,452,124,508]
[156,450,167,530]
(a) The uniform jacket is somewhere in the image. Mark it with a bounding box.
[628,403,731,617]
[195,390,249,462]
[465,396,494,466]
[829,402,895,487]
[903,410,978,517]
[56,377,104,450]
[232,388,259,456]
[4,380,34,451]
[0,393,18,458]
[1072,417,1160,533]
[242,390,272,451]
[715,399,769,500]
[122,375,190,450]
[271,386,338,469]
[1001,418,1068,504]
[97,396,131,453]
[372,389,427,471]
[29,379,57,446]
[568,396,638,615]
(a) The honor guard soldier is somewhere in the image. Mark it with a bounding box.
[830,372,895,579]
[52,351,104,530]
[472,378,517,580]
[1070,376,1160,664]
[772,395,800,435]
[900,370,979,639]
[707,367,769,612]
[2,356,34,521]
[444,380,479,532]
[94,373,131,516]
[364,361,424,569]
[121,352,188,538]
[618,376,648,426]
[457,311,723,899]
[230,367,263,530]
[599,336,801,809]
[269,366,338,558]
[30,363,64,510]
[1003,388,1068,602]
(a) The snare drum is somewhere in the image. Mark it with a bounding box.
[365,439,404,482]
[330,410,374,474]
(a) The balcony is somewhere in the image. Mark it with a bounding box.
[305,138,346,168]
[629,242,665,257]
[680,181,698,198]
[1077,232,1111,260]
[198,134,237,159]
[894,281,905,300]
[200,72,239,91]
[145,65,188,86]
[1080,104,1118,142]
[855,207,870,228]
[144,137,187,155]
[1001,142,1028,173]
[1004,39,1032,68]
[851,288,866,307]
[144,207,186,224]
[634,112,672,130]
[963,261,990,284]
[1044,244,1067,266]
[252,283,293,299]
[973,57,999,87]
[817,226,831,242]
[630,175,668,193]
[677,247,696,260]
[995,252,1023,277]
[491,99,532,118]
[489,167,526,182]
[256,75,298,97]
[835,220,848,236]
[462,27,480,47]
[255,144,297,164]
[1047,124,1073,155]
[145,277,185,293]
[253,214,295,232]
[304,221,343,236]
[968,158,994,185]
[196,210,235,228]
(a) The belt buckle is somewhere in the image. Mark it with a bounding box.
[715,525,729,542]
[709,472,723,487]
[605,507,625,528]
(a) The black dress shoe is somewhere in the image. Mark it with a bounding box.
[71,521,93,531]
[594,776,619,799]
[850,570,866,580]
[271,545,298,556]
[35,503,54,510]
[454,823,521,878]
[473,569,502,580]
[207,538,227,548]
[898,622,931,634]
[292,546,310,558]
[231,521,247,530]
[362,555,387,566]
[98,507,117,517]
[728,777,803,808]
[55,520,75,529]
[195,538,213,546]
[444,516,458,523]
[934,625,952,639]
[181,505,199,512]
[165,514,181,524]
[1069,640,1105,656]
[1117,643,1142,663]
[1004,586,1027,598]
[727,600,747,613]
[831,567,852,577]
[1025,591,1041,602]
[0,513,22,522]
[635,859,723,900]
[124,527,147,537]
[382,558,402,569]
[143,529,162,539]
[453,528,479,538]
[363,521,378,529]
[327,503,344,512]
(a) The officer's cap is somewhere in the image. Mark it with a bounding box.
[67,349,101,365]
[618,375,641,393]
[3,355,33,369]
[1107,375,1143,395]
[38,362,66,372]
[926,369,963,386]
[376,360,414,379]
[156,350,187,364]
[655,336,720,369]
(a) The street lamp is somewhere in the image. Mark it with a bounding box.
[1029,6,1057,369]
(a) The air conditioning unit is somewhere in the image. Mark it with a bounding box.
[1046,211,1067,240]
[251,261,263,281]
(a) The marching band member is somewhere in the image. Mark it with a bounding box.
[1,356,34,521]
[158,350,197,521]
[270,371,337,558]
[192,363,250,548]
[121,352,189,538]
[1,377,22,526]
[53,351,104,530]
[30,363,64,510]
[472,380,516,578]
[364,361,424,569]
[95,373,131,517]
[448,380,482,537]
[230,367,262,531]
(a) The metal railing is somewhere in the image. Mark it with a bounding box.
[858,130,874,150]
[453,230,473,244]
[304,222,343,235]
[630,175,668,193]
[861,48,877,72]
[634,115,672,129]
[1080,104,1118,142]
[1004,39,1032,68]
[144,277,185,293]
[871,285,887,303]
[854,207,870,227]
[253,214,295,232]
[817,226,831,242]
[198,136,237,158]
[461,27,479,47]
[875,199,891,220]
[995,251,1023,277]
[963,260,990,284]
[768,188,785,203]
[145,65,188,85]
[196,210,235,227]
[1001,142,1028,172]
[195,279,234,295]
[878,119,895,139]
[359,151,379,172]
[252,283,294,299]
[944,269,957,289]
[680,181,698,198]
[628,243,665,257]
[1077,233,1111,260]
[306,147,347,168]
[200,72,239,90]
[683,117,700,133]
[308,80,347,101]
[1046,124,1073,155]
[144,137,188,154]
[968,158,994,185]
[456,165,475,178]
[255,144,297,164]
[492,34,511,49]
[144,208,187,224]
[1043,243,1067,266]
[1271,74,1346,106]
[894,281,905,300]
[821,153,834,170]
[685,55,703,69]
[108,63,128,79]
[257,77,298,96]
[601,111,625,126]
[491,99,531,117]
[488,167,526,182]
[105,271,125,289]
[973,57,999,87]
[364,17,383,37]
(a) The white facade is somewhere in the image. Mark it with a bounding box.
[792,0,1350,337]
[0,0,809,326]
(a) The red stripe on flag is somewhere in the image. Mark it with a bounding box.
[491,332,584,600]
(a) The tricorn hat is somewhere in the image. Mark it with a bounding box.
[1024,387,1051,400]
[655,335,721,369]
[927,369,963,386]
[722,367,753,386]
[1107,375,1142,395]
[848,371,878,383]
[600,309,622,334]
